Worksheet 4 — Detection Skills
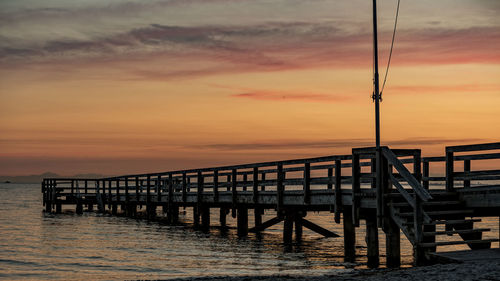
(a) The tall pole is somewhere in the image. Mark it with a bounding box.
[373,0,381,148]
[372,0,383,226]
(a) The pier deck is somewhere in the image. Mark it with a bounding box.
[42,142,500,267]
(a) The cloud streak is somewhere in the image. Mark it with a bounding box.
[2,21,499,81]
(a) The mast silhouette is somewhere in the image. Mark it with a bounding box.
[372,0,383,225]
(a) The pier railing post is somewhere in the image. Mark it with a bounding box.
[252,167,259,204]
[108,180,112,210]
[232,169,237,218]
[213,170,219,203]
[351,153,360,227]
[303,163,311,204]
[334,159,342,223]
[157,175,161,203]
[168,173,174,223]
[464,159,471,188]
[243,173,247,191]
[182,173,187,203]
[446,149,454,191]
[423,160,430,190]
[277,164,284,213]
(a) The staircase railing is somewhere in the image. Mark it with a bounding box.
[382,147,432,245]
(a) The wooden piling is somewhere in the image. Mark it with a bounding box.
[294,214,303,242]
[283,212,294,244]
[193,206,200,228]
[219,208,227,228]
[201,205,210,232]
[237,207,248,237]
[56,203,62,214]
[385,219,401,268]
[365,213,380,268]
[76,201,83,214]
[343,209,356,263]
[254,208,262,229]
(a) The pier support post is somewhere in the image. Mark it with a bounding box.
[193,206,200,228]
[237,207,248,237]
[220,208,227,229]
[366,213,380,268]
[254,208,263,228]
[87,204,93,212]
[385,219,401,268]
[112,204,118,215]
[147,205,156,219]
[45,201,52,213]
[201,205,210,232]
[343,209,356,263]
[76,201,83,215]
[283,212,294,244]
[294,214,303,242]
[126,203,136,217]
[56,203,62,214]
[171,205,179,224]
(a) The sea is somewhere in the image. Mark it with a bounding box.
[0,183,498,280]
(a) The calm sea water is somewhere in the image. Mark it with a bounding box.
[0,183,498,280]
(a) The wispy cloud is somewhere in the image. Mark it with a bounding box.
[1,13,499,81]
[231,90,353,103]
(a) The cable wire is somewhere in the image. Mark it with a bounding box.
[380,0,400,100]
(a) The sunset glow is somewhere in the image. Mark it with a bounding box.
[1,0,499,175]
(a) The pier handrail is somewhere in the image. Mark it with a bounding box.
[446,142,500,191]
[382,148,432,202]
[382,147,432,245]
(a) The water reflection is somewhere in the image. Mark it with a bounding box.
[1,184,499,280]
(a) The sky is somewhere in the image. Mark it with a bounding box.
[0,0,499,176]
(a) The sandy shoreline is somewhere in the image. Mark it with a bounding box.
[163,260,500,281]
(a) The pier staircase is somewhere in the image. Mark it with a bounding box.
[388,192,498,251]
[379,144,500,263]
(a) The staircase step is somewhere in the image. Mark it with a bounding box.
[419,238,499,248]
[391,201,462,207]
[397,210,474,217]
[405,219,481,226]
[423,228,491,236]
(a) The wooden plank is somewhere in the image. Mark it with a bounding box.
[446,142,500,153]
[301,218,339,237]
[249,216,284,232]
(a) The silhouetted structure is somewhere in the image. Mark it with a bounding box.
[42,142,500,266]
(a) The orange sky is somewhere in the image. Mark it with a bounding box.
[0,0,499,176]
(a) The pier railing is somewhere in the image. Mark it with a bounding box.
[421,142,500,191]
[42,153,385,213]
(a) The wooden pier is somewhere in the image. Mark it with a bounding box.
[41,142,500,266]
